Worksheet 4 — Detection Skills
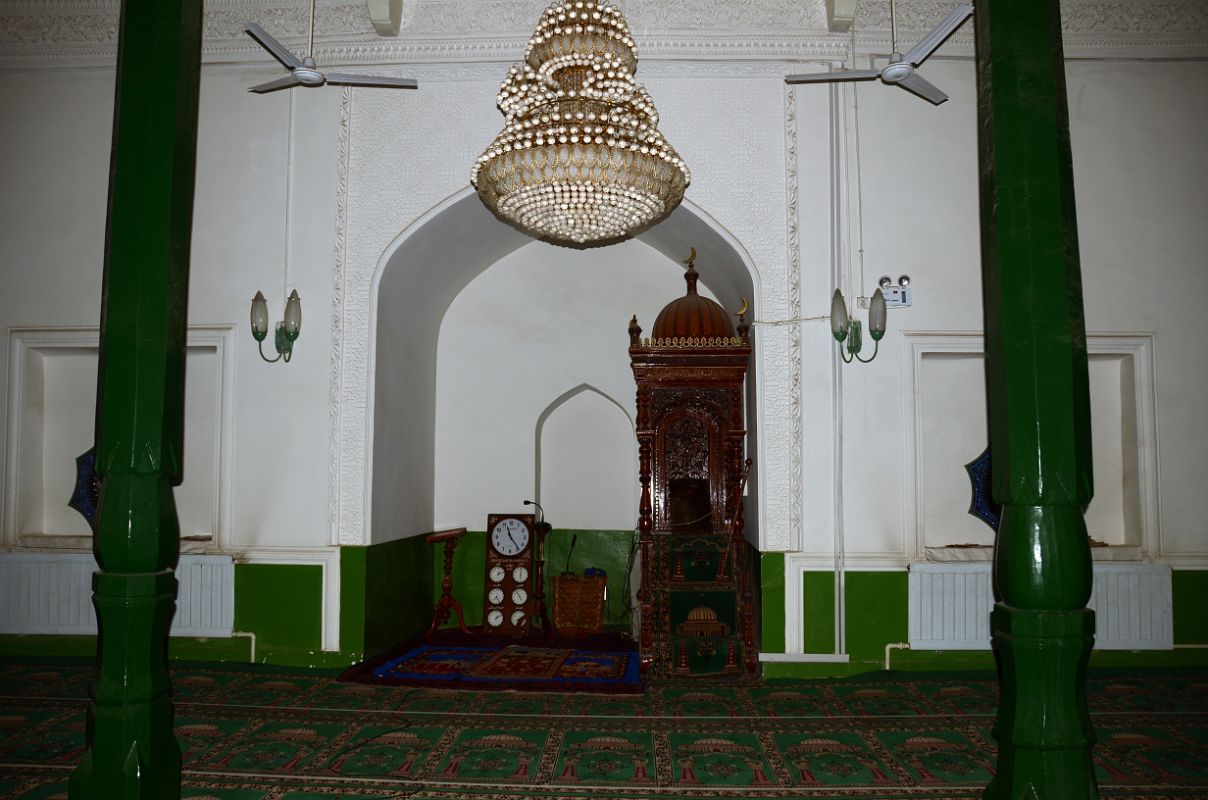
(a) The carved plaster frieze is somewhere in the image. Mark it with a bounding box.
[784,83,804,551]
[856,0,1208,37]
[202,5,378,40]
[330,86,351,546]
[2,0,1206,65]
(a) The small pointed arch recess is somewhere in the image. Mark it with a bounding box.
[534,383,637,530]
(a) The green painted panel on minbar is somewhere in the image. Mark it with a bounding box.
[234,563,322,652]
[1173,570,1208,644]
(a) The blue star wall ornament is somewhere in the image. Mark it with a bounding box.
[964,446,1001,531]
[68,446,101,534]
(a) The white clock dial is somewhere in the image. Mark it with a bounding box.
[511,610,527,627]
[511,588,528,605]
[512,565,529,583]
[489,565,506,583]
[490,518,530,557]
[486,609,504,627]
[488,588,504,605]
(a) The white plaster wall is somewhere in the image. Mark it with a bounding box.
[540,389,637,531]
[433,239,721,531]
[795,57,1208,567]
[1068,60,1208,559]
[192,65,339,550]
[0,64,339,553]
[0,69,113,529]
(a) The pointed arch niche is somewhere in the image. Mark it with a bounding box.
[535,384,636,531]
[369,189,759,544]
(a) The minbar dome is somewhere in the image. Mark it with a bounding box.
[652,260,735,340]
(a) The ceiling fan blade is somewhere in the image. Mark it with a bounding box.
[324,72,419,90]
[896,72,949,105]
[248,74,304,94]
[245,22,303,70]
[902,3,973,66]
[785,69,879,85]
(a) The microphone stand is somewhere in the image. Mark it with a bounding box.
[524,500,552,639]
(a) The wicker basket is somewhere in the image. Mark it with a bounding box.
[551,575,606,636]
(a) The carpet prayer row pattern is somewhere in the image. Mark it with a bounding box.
[1,662,1206,799]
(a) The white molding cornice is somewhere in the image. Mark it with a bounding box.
[2,0,1206,67]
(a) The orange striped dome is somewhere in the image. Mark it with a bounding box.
[652,262,735,340]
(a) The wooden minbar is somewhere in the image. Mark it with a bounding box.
[628,252,757,678]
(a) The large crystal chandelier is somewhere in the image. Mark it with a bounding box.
[471,0,690,247]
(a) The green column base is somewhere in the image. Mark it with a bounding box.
[69,570,181,800]
[984,604,1099,800]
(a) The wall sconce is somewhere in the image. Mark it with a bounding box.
[830,287,886,363]
[250,289,301,363]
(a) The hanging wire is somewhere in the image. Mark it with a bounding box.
[283,89,294,299]
[306,0,316,59]
[850,23,868,300]
[890,0,900,54]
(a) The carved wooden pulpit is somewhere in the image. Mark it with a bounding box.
[628,254,757,678]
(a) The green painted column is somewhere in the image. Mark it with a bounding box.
[68,2,203,799]
[975,1,1098,798]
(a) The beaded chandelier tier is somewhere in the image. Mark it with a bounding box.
[470,0,690,247]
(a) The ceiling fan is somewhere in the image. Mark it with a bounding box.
[245,0,417,93]
[786,1,972,105]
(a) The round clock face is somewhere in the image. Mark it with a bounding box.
[487,588,504,605]
[512,565,529,583]
[490,517,530,557]
[486,609,504,627]
[511,610,527,627]
[511,588,528,605]
[489,565,506,583]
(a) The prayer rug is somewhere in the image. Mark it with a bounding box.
[343,641,642,693]
[3,660,1207,799]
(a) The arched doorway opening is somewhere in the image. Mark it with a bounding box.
[366,191,763,625]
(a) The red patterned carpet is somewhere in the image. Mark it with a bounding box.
[1,659,1206,799]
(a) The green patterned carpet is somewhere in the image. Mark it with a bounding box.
[1,660,1206,799]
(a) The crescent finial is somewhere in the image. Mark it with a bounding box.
[736,297,749,317]
[684,247,696,266]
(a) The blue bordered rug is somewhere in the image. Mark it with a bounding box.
[341,640,642,693]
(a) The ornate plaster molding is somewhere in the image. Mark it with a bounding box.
[784,84,804,551]
[3,0,1205,66]
[330,87,351,546]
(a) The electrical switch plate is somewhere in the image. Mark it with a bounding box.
[883,286,912,308]
[858,287,913,309]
